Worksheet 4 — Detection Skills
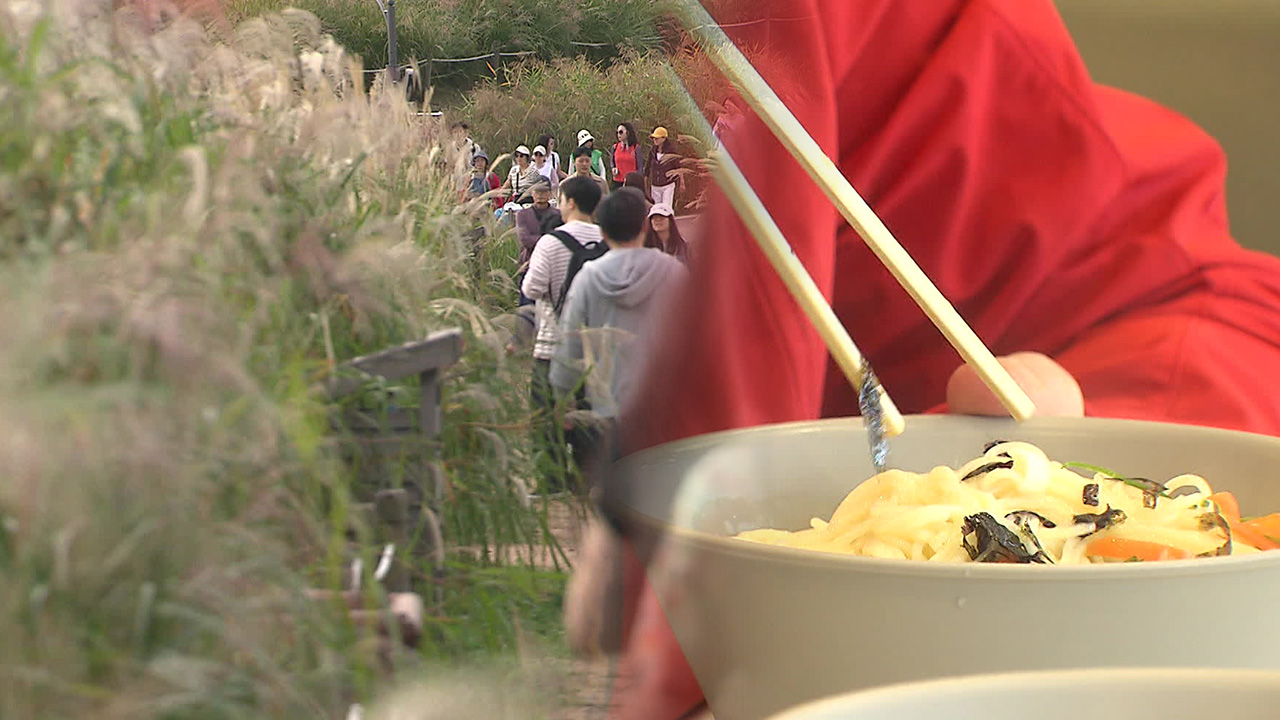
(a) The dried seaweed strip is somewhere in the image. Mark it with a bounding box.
[1072,506,1127,533]
[1006,510,1057,529]
[982,440,1012,456]
[1199,512,1233,557]
[1082,483,1100,507]
[962,512,1049,564]
[961,460,1013,482]
[1122,477,1164,509]
[1007,513,1055,564]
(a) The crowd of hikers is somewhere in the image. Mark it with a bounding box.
[452,121,693,497]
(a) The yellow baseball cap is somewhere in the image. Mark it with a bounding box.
[650,126,669,139]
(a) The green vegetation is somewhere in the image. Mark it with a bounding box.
[223,0,668,100]
[221,0,725,209]
[0,2,572,716]
[0,0,734,712]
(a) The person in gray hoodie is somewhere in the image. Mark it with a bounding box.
[551,187,686,425]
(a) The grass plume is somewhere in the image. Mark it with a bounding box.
[0,1,564,716]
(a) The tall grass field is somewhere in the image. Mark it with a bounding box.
[0,1,577,716]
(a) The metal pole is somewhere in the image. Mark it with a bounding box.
[386,0,400,83]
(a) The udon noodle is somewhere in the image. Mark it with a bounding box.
[734,441,1277,564]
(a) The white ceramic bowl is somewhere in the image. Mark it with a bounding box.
[765,668,1280,720]
[605,416,1280,720]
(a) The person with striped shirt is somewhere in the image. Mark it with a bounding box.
[521,176,606,495]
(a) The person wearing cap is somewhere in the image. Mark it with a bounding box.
[499,145,542,205]
[538,134,569,182]
[645,126,681,211]
[460,152,502,210]
[643,203,690,264]
[568,146,611,199]
[531,144,560,199]
[577,129,611,180]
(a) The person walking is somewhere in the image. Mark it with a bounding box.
[551,187,686,478]
[520,176,606,495]
[567,146,611,198]
[461,152,502,209]
[578,129,611,180]
[499,145,541,205]
[538,134,569,182]
[612,122,644,189]
[643,203,690,264]
[532,144,560,200]
[515,183,563,307]
[645,127,681,210]
[450,121,484,167]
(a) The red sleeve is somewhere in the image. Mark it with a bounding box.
[488,173,503,208]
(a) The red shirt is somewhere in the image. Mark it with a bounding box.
[613,142,642,182]
[609,1,1280,718]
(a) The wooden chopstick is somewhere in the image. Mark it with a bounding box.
[662,67,906,438]
[672,0,1037,422]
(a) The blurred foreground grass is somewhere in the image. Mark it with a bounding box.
[0,1,573,716]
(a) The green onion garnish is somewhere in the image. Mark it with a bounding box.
[1062,462,1172,499]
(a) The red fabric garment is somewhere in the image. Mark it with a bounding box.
[607,1,1280,718]
[613,142,642,183]
[486,171,502,209]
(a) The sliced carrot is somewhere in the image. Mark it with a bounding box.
[1209,492,1241,523]
[1202,493,1280,551]
[1228,518,1280,551]
[1241,513,1280,541]
[1086,536,1193,562]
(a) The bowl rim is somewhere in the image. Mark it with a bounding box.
[765,667,1280,719]
[609,415,1280,580]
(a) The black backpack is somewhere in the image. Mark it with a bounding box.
[550,229,608,315]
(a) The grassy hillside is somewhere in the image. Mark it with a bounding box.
[224,0,666,101]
